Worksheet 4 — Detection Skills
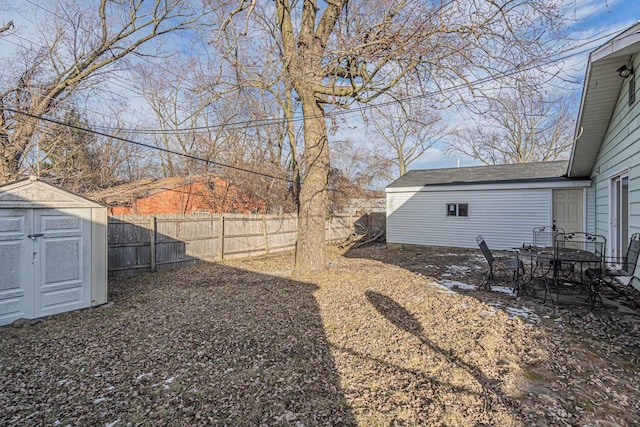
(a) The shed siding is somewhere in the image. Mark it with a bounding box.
[592,53,640,241]
[387,188,551,250]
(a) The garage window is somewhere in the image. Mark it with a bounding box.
[446,203,468,217]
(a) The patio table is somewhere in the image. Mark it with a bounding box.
[515,245,601,304]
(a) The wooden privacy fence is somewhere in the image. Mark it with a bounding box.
[108,212,363,277]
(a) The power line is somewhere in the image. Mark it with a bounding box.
[5,108,293,183]
[1,2,626,137]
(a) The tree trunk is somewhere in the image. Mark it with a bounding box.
[293,90,330,275]
[0,145,22,184]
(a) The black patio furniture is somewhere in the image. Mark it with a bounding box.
[603,233,640,279]
[476,235,524,291]
[541,232,606,308]
[516,226,567,296]
[532,226,565,248]
[587,233,640,308]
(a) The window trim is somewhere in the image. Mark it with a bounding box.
[446,203,468,217]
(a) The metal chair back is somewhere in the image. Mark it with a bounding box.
[622,233,640,275]
[555,232,606,264]
[476,235,494,264]
[533,226,565,248]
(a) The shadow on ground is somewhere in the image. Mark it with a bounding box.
[364,290,520,411]
[0,262,356,426]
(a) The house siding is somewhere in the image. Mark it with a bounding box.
[386,187,552,250]
[585,185,596,234]
[592,53,640,243]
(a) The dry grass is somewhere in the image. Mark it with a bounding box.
[1,244,639,426]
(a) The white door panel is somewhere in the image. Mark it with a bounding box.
[553,189,584,234]
[0,210,33,324]
[0,208,91,326]
[35,209,91,317]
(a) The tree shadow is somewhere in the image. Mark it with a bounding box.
[0,262,357,426]
[364,289,520,412]
[343,243,488,288]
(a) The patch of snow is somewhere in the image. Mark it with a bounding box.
[93,397,106,404]
[57,379,69,386]
[491,285,516,296]
[135,373,153,381]
[446,265,471,274]
[440,273,452,277]
[164,376,175,384]
[436,279,476,292]
[105,421,119,427]
[487,302,540,326]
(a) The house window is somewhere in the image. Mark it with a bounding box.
[447,203,468,217]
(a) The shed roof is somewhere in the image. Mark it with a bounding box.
[0,176,104,209]
[386,160,571,189]
[568,22,640,177]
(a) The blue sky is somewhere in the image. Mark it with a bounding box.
[403,0,640,172]
[3,1,640,181]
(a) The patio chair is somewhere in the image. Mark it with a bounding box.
[603,233,640,279]
[588,233,640,309]
[533,226,564,248]
[476,235,524,291]
[551,232,606,309]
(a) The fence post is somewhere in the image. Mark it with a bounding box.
[149,216,157,272]
[349,213,353,236]
[219,215,224,260]
[262,215,269,255]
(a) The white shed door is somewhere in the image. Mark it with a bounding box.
[0,210,34,324]
[0,208,91,325]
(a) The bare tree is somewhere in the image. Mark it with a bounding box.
[0,20,13,34]
[448,89,575,165]
[328,137,389,213]
[217,0,568,274]
[134,56,238,177]
[215,12,303,204]
[368,93,449,178]
[0,0,210,183]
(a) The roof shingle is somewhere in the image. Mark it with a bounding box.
[386,160,570,189]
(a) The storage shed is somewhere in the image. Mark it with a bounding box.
[0,177,107,326]
[386,161,592,250]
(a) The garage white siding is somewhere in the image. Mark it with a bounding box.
[387,188,552,250]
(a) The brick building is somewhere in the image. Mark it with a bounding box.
[88,175,267,215]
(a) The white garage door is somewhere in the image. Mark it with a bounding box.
[0,208,91,326]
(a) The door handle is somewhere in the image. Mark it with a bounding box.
[27,233,44,239]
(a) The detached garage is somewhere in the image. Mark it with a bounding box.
[385,161,592,250]
[0,177,107,326]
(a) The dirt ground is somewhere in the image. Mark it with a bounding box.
[1,243,639,426]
